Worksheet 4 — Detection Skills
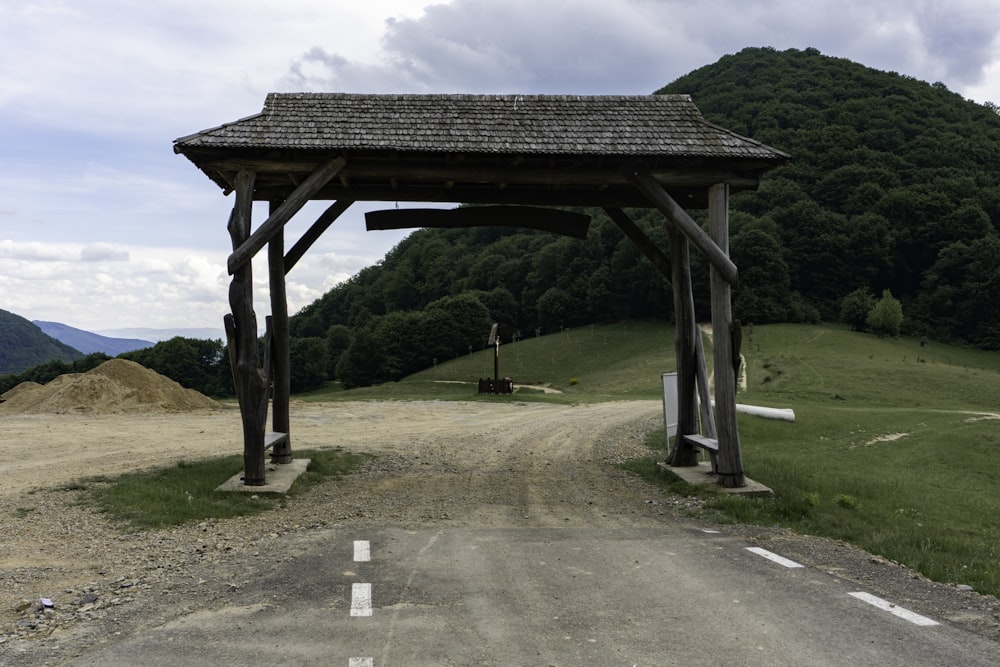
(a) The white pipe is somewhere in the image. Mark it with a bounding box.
[710,399,796,421]
[735,403,795,421]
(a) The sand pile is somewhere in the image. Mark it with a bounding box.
[0,359,222,415]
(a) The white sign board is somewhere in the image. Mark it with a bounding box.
[661,372,678,448]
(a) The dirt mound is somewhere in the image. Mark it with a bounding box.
[0,359,221,415]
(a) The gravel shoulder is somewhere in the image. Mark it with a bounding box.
[2,399,999,662]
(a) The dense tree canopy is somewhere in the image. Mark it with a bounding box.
[659,46,1000,344]
[121,337,232,397]
[281,47,1000,388]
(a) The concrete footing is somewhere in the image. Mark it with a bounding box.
[658,461,774,497]
[216,458,311,494]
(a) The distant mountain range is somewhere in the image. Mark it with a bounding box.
[33,321,153,356]
[95,327,226,343]
[0,306,233,377]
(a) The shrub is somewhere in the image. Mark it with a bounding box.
[867,289,903,338]
[841,288,876,332]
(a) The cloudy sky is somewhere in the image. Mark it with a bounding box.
[2,0,998,337]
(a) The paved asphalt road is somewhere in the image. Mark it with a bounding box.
[67,524,998,666]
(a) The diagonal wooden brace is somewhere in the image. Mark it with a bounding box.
[626,170,739,286]
[227,157,347,274]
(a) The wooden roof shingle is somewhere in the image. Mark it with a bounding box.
[174,93,789,208]
[175,93,785,159]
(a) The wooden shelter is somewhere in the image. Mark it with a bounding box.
[174,93,788,487]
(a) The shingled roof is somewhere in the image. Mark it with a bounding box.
[174,93,788,208]
[177,92,783,158]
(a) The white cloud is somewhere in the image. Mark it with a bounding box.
[2,0,1000,333]
[277,0,1000,98]
[0,231,398,331]
[80,243,129,262]
[0,0,426,137]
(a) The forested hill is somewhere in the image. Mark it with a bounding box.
[289,47,1000,390]
[0,309,82,375]
[658,47,1000,346]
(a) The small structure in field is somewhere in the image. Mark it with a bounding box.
[174,94,788,487]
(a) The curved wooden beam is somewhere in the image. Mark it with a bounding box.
[365,205,591,239]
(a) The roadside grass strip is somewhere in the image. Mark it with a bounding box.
[848,592,940,626]
[745,547,805,568]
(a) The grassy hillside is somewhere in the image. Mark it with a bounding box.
[299,320,678,403]
[303,320,999,408]
[730,323,1000,596]
[308,321,1000,597]
[0,308,82,375]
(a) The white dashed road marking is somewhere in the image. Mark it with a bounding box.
[351,582,373,616]
[350,540,374,663]
[848,591,940,626]
[745,547,804,568]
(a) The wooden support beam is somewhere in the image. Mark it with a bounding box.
[284,200,354,274]
[603,207,672,279]
[365,205,591,240]
[191,154,759,192]
[228,157,346,274]
[626,170,739,286]
[665,222,701,467]
[268,201,292,464]
[708,183,746,487]
[226,168,268,486]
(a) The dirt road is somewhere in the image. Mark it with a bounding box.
[3,399,1000,663]
[0,400,664,633]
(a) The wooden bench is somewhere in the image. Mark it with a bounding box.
[683,434,719,473]
[264,431,289,451]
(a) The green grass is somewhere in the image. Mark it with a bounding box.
[599,321,1000,597]
[80,448,371,531]
[300,320,678,403]
[729,403,1000,595]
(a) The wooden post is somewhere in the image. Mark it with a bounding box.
[626,171,738,287]
[225,168,268,485]
[708,183,745,487]
[268,200,292,464]
[666,222,700,467]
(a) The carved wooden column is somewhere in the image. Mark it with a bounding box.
[708,183,746,487]
[225,168,268,485]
